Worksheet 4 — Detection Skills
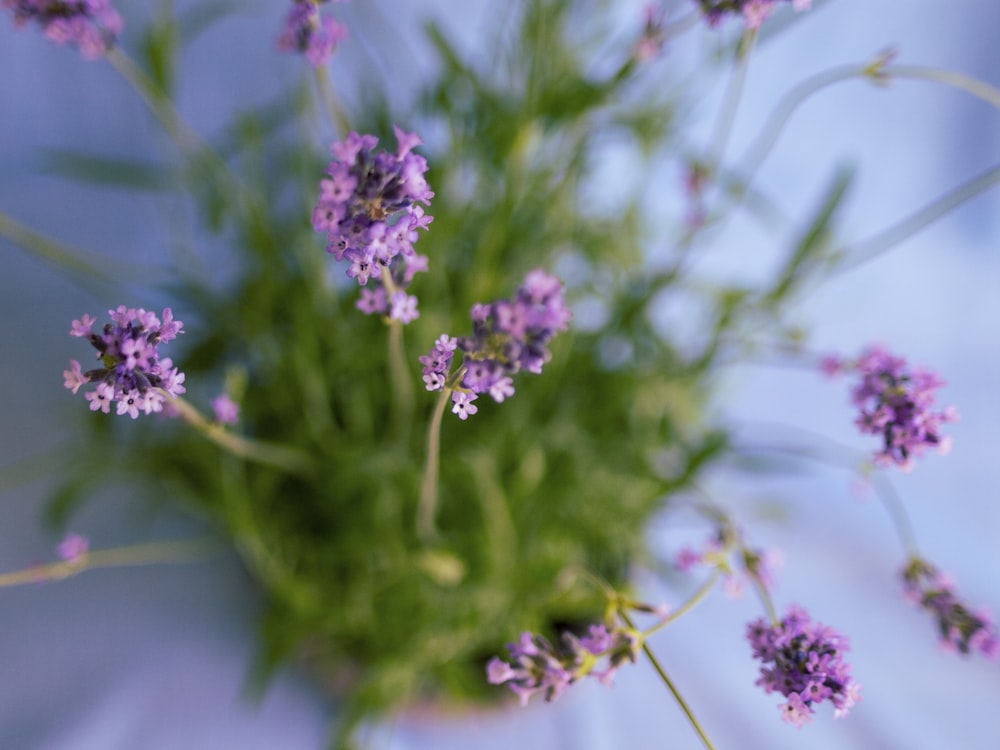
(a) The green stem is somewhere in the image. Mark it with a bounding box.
[663,569,720,627]
[314,66,351,135]
[416,386,451,542]
[837,160,1000,272]
[0,538,217,587]
[167,394,316,478]
[731,429,919,556]
[704,29,757,190]
[619,611,716,750]
[887,64,1000,112]
[380,274,414,440]
[0,210,120,281]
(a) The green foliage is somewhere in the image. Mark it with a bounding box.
[51,0,807,738]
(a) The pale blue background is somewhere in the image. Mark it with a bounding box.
[1,1,998,748]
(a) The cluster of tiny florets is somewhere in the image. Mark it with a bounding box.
[63,306,185,419]
[823,345,958,471]
[312,128,433,324]
[419,269,571,419]
[487,625,640,706]
[902,558,1000,659]
[747,605,860,728]
[696,0,810,29]
[276,0,347,67]
[4,0,123,58]
[674,526,783,598]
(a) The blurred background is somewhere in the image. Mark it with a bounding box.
[1,0,998,748]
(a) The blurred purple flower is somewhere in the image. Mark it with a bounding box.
[902,558,1000,659]
[4,0,123,58]
[277,0,347,67]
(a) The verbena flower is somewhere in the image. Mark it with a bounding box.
[4,0,123,58]
[824,345,958,471]
[695,0,810,29]
[312,127,433,323]
[63,306,185,419]
[487,625,641,706]
[419,269,571,418]
[277,0,347,68]
[901,558,1000,658]
[747,605,860,727]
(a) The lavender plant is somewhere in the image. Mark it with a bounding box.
[3,0,1000,748]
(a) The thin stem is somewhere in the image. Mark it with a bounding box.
[735,64,865,203]
[387,318,414,440]
[619,611,716,750]
[731,427,919,556]
[703,29,757,188]
[314,66,351,136]
[0,210,127,282]
[0,538,218,587]
[167,394,316,478]
[888,64,1000,113]
[416,386,451,542]
[836,160,1000,272]
[746,559,779,626]
[663,569,720,627]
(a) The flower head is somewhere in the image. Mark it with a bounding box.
[64,306,185,419]
[4,0,123,58]
[419,270,570,418]
[211,393,240,425]
[827,345,957,470]
[695,0,809,28]
[56,532,89,564]
[747,605,860,726]
[487,624,641,705]
[902,558,999,658]
[313,128,433,323]
[277,0,347,67]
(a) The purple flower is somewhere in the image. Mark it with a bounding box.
[4,0,123,58]
[313,127,433,323]
[418,270,570,419]
[634,4,667,62]
[902,558,1000,658]
[695,0,808,28]
[64,307,186,419]
[487,625,640,705]
[211,393,240,425]
[276,0,347,68]
[56,532,89,563]
[829,345,957,471]
[747,605,861,726]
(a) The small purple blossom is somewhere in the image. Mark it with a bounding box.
[418,270,571,419]
[487,625,640,705]
[634,4,667,62]
[211,393,240,425]
[902,558,1000,658]
[827,345,958,470]
[695,0,809,28]
[64,307,186,419]
[56,532,89,563]
[747,605,860,726]
[277,0,347,67]
[313,128,433,323]
[4,0,123,58]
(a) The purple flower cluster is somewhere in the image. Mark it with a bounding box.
[902,558,999,658]
[747,605,860,728]
[63,306,186,419]
[825,345,958,471]
[419,269,571,420]
[674,527,783,598]
[312,128,433,324]
[4,0,123,58]
[696,0,810,28]
[276,0,347,68]
[487,625,640,706]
